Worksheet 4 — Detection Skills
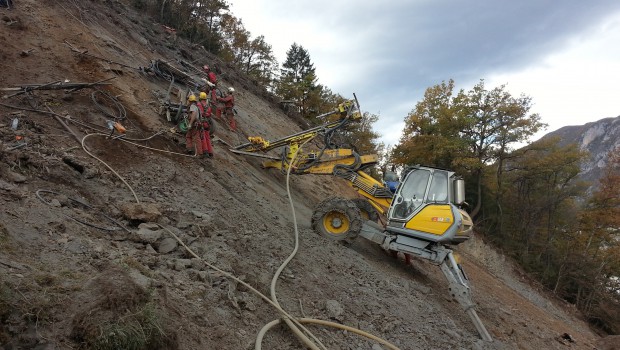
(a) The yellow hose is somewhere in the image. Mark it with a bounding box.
[256,318,401,350]
[263,138,325,350]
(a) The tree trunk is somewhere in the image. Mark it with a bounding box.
[471,169,483,218]
[160,0,167,22]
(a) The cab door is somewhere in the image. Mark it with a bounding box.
[388,168,455,237]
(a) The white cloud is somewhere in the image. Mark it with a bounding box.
[487,12,620,142]
[229,0,620,148]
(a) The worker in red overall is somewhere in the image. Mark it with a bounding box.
[197,92,214,158]
[203,65,217,87]
[217,87,236,131]
[209,85,222,121]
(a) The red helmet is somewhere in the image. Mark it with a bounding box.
[202,65,210,72]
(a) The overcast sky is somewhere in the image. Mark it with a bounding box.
[229,0,620,147]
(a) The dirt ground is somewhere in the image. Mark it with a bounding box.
[0,1,615,349]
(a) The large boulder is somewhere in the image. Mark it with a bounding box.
[119,202,162,223]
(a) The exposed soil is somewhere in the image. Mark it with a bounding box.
[0,1,613,349]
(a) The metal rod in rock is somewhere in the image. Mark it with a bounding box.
[7,143,28,151]
[2,81,114,97]
[66,76,116,93]
[64,40,138,70]
[44,105,83,144]
[6,82,111,88]
[3,80,62,99]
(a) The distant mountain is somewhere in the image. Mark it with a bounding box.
[541,116,620,189]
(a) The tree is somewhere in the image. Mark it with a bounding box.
[497,137,587,260]
[131,0,229,53]
[219,15,277,88]
[392,79,545,218]
[392,80,466,170]
[276,43,323,117]
[567,148,620,331]
[457,80,545,217]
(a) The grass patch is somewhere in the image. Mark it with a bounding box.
[91,302,166,350]
[71,266,177,349]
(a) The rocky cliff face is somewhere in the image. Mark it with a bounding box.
[542,116,620,189]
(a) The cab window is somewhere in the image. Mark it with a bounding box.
[427,171,448,203]
[392,169,430,219]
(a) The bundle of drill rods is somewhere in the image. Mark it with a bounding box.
[1,77,115,99]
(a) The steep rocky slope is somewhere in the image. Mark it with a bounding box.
[542,116,620,191]
[0,1,609,349]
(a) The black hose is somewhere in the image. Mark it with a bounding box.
[295,114,350,172]
[91,89,127,120]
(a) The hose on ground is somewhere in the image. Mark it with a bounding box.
[157,225,319,342]
[91,89,127,120]
[256,318,400,350]
[80,132,194,204]
[263,137,326,350]
[256,137,401,350]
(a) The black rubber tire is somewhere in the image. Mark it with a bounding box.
[351,198,380,223]
[311,197,363,242]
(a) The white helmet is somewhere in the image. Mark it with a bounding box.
[228,87,235,93]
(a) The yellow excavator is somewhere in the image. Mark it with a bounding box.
[231,97,492,342]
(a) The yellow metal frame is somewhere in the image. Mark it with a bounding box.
[404,204,454,235]
[263,148,392,216]
[233,98,393,218]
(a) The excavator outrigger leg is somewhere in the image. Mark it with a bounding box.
[439,249,493,342]
[358,223,492,341]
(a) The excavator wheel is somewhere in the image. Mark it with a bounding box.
[351,198,380,222]
[311,197,363,242]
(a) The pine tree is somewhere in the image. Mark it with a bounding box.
[276,43,322,117]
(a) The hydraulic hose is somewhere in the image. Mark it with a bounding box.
[80,132,193,204]
[264,138,326,350]
[91,89,127,120]
[257,137,402,350]
[256,318,400,350]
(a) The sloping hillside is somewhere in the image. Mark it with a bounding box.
[0,1,608,349]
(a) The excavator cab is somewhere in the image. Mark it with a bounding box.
[386,165,472,245]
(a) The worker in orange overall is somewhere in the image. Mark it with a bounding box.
[217,87,236,131]
[185,94,204,157]
[197,92,214,158]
